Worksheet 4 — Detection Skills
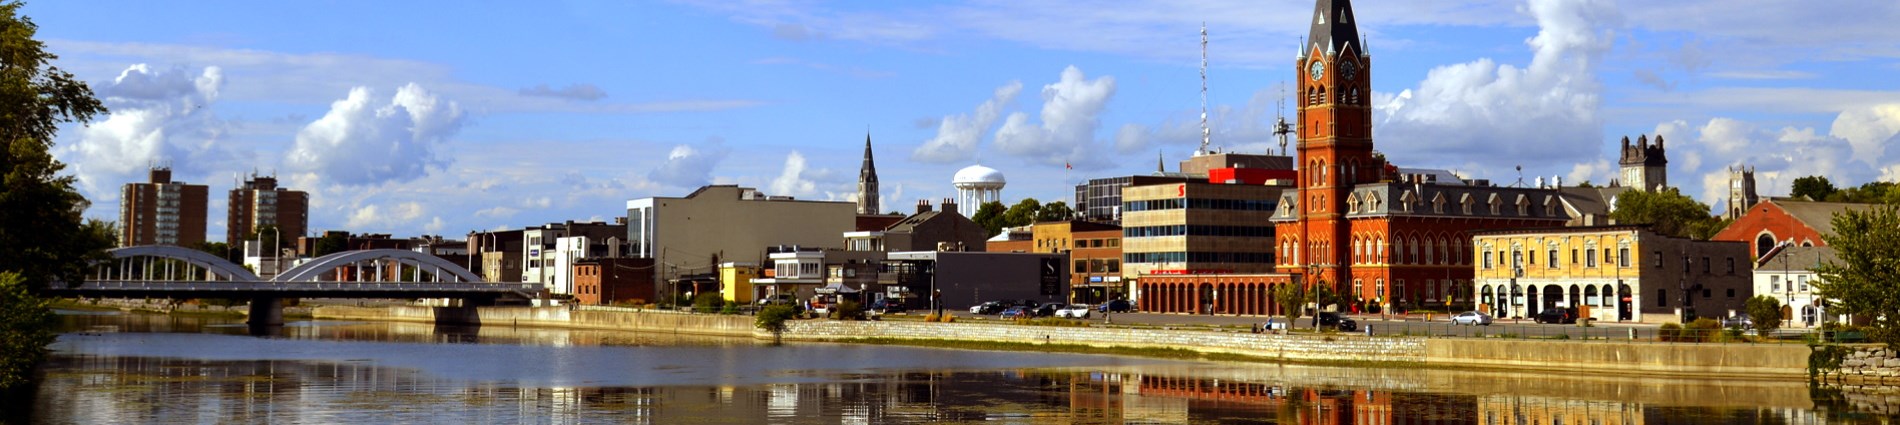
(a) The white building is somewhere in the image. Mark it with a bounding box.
[1755,244,1842,328]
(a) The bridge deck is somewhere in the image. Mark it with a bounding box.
[49,280,541,300]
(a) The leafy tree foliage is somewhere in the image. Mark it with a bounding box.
[1791,176,1836,201]
[1000,198,1041,229]
[1824,181,1900,204]
[970,201,1008,237]
[1744,295,1782,336]
[313,232,349,257]
[1273,283,1306,324]
[1035,201,1075,222]
[0,272,55,390]
[754,304,799,344]
[0,1,108,291]
[0,1,110,392]
[1610,188,1722,240]
[1813,202,1900,350]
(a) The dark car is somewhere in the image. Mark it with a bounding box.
[1097,299,1133,313]
[1317,312,1358,331]
[999,306,1031,320]
[1018,300,1042,310]
[1033,303,1065,317]
[869,299,907,314]
[969,301,1014,315]
[1535,308,1576,324]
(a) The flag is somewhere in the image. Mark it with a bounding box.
[1065,162,1072,170]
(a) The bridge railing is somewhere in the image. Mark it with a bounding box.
[67,280,543,293]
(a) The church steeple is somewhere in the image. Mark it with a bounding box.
[1309,0,1361,55]
[857,133,880,215]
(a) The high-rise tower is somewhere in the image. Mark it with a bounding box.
[857,134,880,215]
[1283,0,1375,288]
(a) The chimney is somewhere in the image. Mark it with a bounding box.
[916,199,933,215]
[940,198,959,216]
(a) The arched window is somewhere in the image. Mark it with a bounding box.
[1318,86,1328,105]
[1754,233,1776,258]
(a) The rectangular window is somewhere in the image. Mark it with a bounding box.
[1585,250,1597,267]
[1726,288,1735,298]
[1483,252,1493,269]
[1799,275,1810,292]
[1657,289,1667,307]
[1770,275,1781,292]
[1702,257,1711,274]
[1548,250,1558,269]
[1074,260,1087,273]
[1655,250,1663,269]
[1726,258,1735,275]
[1619,248,1630,268]
[1571,249,1578,265]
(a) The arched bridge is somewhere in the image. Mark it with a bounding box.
[47,246,544,325]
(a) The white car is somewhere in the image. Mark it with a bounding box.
[1056,304,1091,319]
[1451,311,1493,326]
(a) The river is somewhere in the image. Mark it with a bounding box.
[16,309,1888,424]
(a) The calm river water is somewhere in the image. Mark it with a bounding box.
[15,310,1890,424]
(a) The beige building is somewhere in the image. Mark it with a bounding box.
[1120,181,1284,279]
[1472,225,1752,324]
[626,185,855,285]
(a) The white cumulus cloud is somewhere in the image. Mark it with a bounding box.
[62,64,228,197]
[1373,0,1619,175]
[770,151,818,198]
[285,83,466,187]
[913,81,1022,163]
[648,139,730,188]
[1658,106,1900,207]
[993,66,1115,167]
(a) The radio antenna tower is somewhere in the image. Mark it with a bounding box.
[1196,22,1211,156]
[1273,81,1295,156]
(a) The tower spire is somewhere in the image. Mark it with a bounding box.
[1198,22,1211,156]
[1156,150,1166,174]
[857,133,880,215]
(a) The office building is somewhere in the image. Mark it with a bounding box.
[119,167,208,247]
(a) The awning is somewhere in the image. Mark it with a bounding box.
[814,283,861,294]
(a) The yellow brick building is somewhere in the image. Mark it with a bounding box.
[1472,225,1751,324]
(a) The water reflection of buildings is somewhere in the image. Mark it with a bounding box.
[1132,374,1476,424]
[1477,395,1641,425]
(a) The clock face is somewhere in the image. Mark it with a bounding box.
[1340,60,1358,81]
[1308,61,1325,81]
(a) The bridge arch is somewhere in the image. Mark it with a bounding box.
[275,249,484,283]
[105,246,260,281]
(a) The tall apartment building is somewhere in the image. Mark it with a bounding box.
[225,174,309,246]
[119,167,208,247]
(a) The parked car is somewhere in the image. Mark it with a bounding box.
[999,306,1031,320]
[869,299,907,315]
[1018,300,1043,310]
[1534,308,1576,324]
[1097,299,1133,313]
[1317,312,1358,331]
[1056,304,1092,319]
[969,301,1012,315]
[1722,315,1754,329]
[1033,303,1065,317]
[1451,311,1493,326]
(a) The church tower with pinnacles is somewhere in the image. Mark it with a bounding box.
[857,134,880,215]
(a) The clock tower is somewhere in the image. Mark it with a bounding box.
[1282,0,1377,292]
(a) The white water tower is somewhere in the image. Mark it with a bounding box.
[952,165,1006,217]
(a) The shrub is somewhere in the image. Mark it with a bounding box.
[1659,323,1683,342]
[719,302,739,315]
[755,304,800,343]
[923,313,941,322]
[830,300,865,320]
[692,293,724,313]
[1686,318,1723,343]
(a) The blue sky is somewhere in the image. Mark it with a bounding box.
[29,0,1900,240]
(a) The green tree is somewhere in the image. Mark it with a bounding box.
[1611,188,1721,240]
[1000,198,1041,228]
[1744,295,1782,336]
[0,1,110,393]
[0,272,55,390]
[1826,181,1898,204]
[313,232,348,257]
[1813,202,1900,349]
[970,201,1008,236]
[1791,176,1836,202]
[1035,200,1076,222]
[0,1,108,291]
[755,304,799,344]
[1274,283,1307,325]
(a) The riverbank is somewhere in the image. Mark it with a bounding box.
[55,298,314,319]
[308,305,1845,380]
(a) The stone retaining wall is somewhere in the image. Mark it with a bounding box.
[1815,345,1900,385]
[314,306,1838,378]
[781,320,1425,364]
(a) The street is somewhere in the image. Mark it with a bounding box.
[940,309,1681,340]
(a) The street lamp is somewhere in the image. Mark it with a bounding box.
[1307,263,1322,333]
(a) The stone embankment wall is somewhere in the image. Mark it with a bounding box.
[1815,345,1900,384]
[781,320,1424,364]
[317,306,1837,378]
[314,305,755,337]
[74,298,314,316]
